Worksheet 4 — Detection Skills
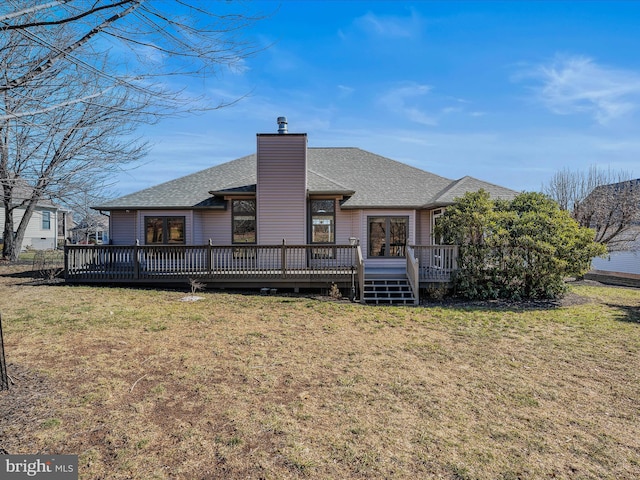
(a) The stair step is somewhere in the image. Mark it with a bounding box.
[362,297,415,305]
[364,286,411,290]
[365,279,408,284]
[362,277,416,305]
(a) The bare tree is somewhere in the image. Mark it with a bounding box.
[65,189,112,244]
[0,1,262,260]
[1,1,261,112]
[543,166,640,252]
[1,32,148,259]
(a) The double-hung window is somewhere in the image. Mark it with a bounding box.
[368,216,408,257]
[310,199,335,259]
[42,211,51,230]
[310,199,335,244]
[145,216,185,244]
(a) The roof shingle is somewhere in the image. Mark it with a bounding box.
[95,147,518,210]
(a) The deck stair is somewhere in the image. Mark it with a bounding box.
[362,276,416,305]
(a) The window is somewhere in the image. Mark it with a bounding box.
[232,199,256,244]
[368,217,408,257]
[42,211,51,230]
[88,231,105,244]
[145,216,185,244]
[432,208,444,245]
[310,199,336,259]
[310,199,335,243]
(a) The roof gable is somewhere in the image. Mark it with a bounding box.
[432,176,519,206]
[6,179,59,208]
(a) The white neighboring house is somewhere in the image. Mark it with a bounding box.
[0,187,66,251]
[70,215,109,245]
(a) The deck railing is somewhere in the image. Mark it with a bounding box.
[411,245,459,283]
[405,246,420,305]
[356,244,365,302]
[65,242,359,283]
[64,243,459,297]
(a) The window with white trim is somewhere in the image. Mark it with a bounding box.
[42,211,51,230]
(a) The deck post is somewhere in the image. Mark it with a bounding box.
[134,240,140,280]
[207,238,213,274]
[63,243,70,280]
[453,245,459,271]
[281,239,287,278]
[356,245,365,304]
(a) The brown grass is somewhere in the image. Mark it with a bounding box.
[0,264,639,479]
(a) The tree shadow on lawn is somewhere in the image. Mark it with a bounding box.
[422,290,591,312]
[606,303,640,324]
[0,266,40,279]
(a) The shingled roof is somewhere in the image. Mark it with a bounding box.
[95,147,518,210]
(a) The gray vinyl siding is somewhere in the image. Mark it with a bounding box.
[193,211,204,244]
[256,134,307,245]
[110,210,136,245]
[197,209,232,245]
[416,210,432,245]
[335,205,358,243]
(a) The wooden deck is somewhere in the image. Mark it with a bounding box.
[64,243,459,301]
[65,243,360,288]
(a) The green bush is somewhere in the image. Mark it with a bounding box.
[435,190,607,300]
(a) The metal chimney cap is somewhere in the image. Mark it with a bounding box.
[277,116,288,134]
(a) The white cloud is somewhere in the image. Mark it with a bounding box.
[353,10,423,38]
[441,106,463,115]
[227,57,250,75]
[520,55,640,124]
[337,84,355,97]
[379,83,436,126]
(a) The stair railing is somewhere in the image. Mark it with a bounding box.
[356,245,365,304]
[406,245,420,305]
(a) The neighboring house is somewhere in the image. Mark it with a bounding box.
[67,118,518,303]
[70,215,109,245]
[0,182,64,251]
[58,208,74,246]
[589,178,640,277]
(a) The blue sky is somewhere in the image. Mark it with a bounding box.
[117,1,640,196]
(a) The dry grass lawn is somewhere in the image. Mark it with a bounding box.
[0,263,639,479]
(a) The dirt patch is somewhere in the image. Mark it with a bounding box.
[0,363,61,454]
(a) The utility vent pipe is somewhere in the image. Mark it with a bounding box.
[277,116,288,134]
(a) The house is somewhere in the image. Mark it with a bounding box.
[0,181,67,251]
[65,117,518,303]
[70,214,110,245]
[588,178,640,278]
